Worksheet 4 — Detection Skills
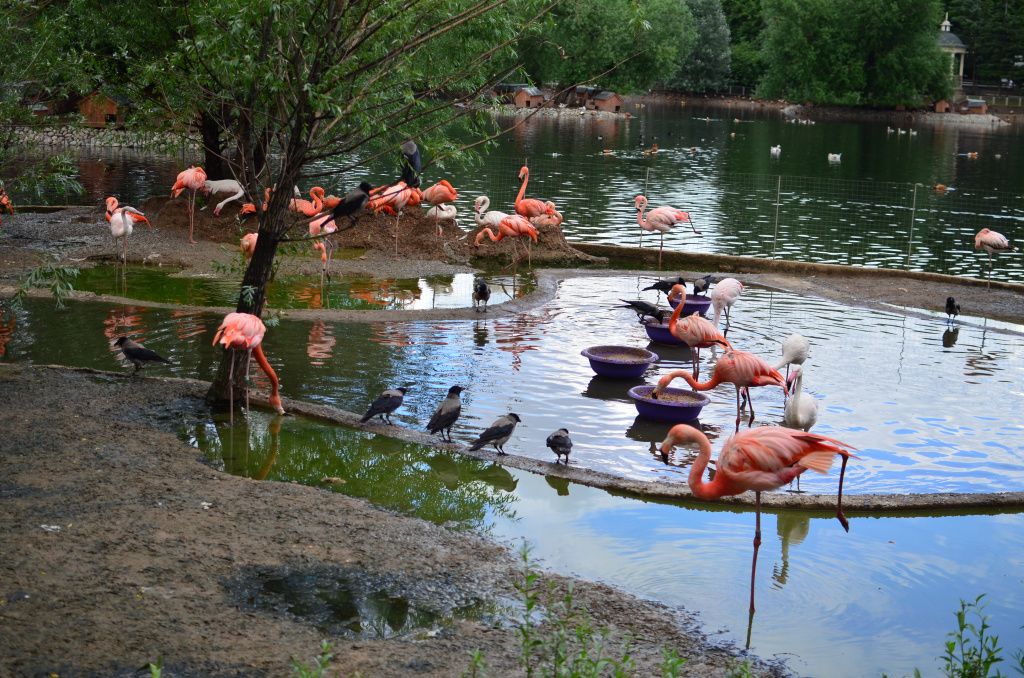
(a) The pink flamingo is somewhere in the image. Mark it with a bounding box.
[660,423,857,612]
[105,196,150,262]
[308,211,339,281]
[529,201,563,228]
[310,186,341,211]
[653,349,787,432]
[514,166,556,220]
[710,277,743,335]
[171,166,208,244]
[422,180,459,235]
[666,288,731,378]
[368,181,414,254]
[239,232,258,259]
[474,199,538,264]
[974,228,1014,285]
[212,312,284,422]
[288,186,323,217]
[634,194,700,267]
[0,186,14,227]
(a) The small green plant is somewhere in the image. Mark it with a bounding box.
[240,284,258,307]
[941,595,1003,678]
[727,658,754,678]
[148,655,163,678]
[462,649,488,678]
[660,647,686,678]
[291,639,333,678]
[14,254,79,310]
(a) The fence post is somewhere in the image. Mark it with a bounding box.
[771,175,782,258]
[905,183,918,269]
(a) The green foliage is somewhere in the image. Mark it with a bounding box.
[521,0,697,93]
[941,595,1004,678]
[291,639,333,678]
[758,0,949,107]
[727,659,753,678]
[148,656,163,678]
[670,0,731,92]
[15,254,80,310]
[945,0,1024,83]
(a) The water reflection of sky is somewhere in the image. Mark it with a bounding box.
[6,274,1024,493]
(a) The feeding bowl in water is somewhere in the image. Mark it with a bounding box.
[628,385,710,423]
[581,345,659,378]
[642,319,685,345]
[667,294,712,317]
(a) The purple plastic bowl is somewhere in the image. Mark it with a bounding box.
[581,345,659,378]
[628,385,710,423]
[668,294,712,317]
[642,320,686,345]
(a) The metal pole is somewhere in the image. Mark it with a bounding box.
[906,183,918,269]
[771,175,782,258]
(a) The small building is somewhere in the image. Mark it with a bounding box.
[78,92,127,127]
[960,98,988,115]
[493,83,529,103]
[570,85,599,107]
[590,91,623,113]
[937,13,967,92]
[514,86,545,109]
[934,99,951,113]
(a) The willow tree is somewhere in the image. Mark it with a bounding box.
[143,0,546,403]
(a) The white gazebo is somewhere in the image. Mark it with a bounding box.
[937,13,967,91]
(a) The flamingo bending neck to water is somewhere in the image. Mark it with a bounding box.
[653,349,786,432]
[666,288,731,378]
[171,166,208,244]
[474,196,537,264]
[213,312,284,422]
[660,423,857,612]
[710,277,743,335]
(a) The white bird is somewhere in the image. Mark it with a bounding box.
[200,179,246,216]
[774,333,810,381]
[710,277,744,335]
[473,195,509,229]
[886,127,895,134]
[105,196,149,262]
[783,366,818,432]
[974,228,1014,285]
[909,130,917,136]
[827,153,842,163]
[425,203,458,230]
[770,145,781,158]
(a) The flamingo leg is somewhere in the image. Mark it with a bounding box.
[749,491,762,614]
[734,387,742,432]
[987,251,993,288]
[244,349,252,413]
[746,386,756,426]
[228,352,235,426]
[836,454,851,531]
[659,232,664,269]
[692,347,700,380]
[188,191,197,244]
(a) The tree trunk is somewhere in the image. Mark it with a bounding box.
[200,111,226,179]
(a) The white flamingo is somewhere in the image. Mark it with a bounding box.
[782,365,819,492]
[974,228,1014,285]
[105,196,149,262]
[201,179,246,216]
[710,277,744,335]
[774,333,810,382]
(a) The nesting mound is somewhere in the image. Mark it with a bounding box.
[142,196,603,266]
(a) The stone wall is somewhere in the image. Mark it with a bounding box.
[16,125,200,153]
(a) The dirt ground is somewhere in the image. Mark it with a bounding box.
[1,206,1022,677]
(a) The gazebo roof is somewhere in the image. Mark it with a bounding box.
[937,13,966,51]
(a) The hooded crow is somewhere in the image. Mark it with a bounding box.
[546,428,572,463]
[473,278,491,312]
[945,296,960,323]
[327,181,373,231]
[114,336,171,373]
[641,276,686,294]
[427,385,464,442]
[360,386,410,425]
[468,413,521,455]
[619,299,665,323]
[692,274,713,296]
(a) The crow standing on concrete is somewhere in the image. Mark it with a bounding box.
[618,299,665,323]
[546,428,572,464]
[945,296,961,324]
[473,278,491,312]
[427,385,464,442]
[468,413,521,455]
[360,386,410,425]
[114,336,171,373]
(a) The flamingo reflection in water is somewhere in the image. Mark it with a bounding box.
[661,423,857,618]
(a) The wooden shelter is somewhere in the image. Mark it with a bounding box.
[514,87,545,108]
[78,92,127,127]
[590,91,623,113]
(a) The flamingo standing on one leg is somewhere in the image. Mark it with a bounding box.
[660,423,857,613]
[710,277,744,335]
[422,180,459,236]
[774,333,809,383]
[200,179,246,216]
[974,228,1014,286]
[171,166,208,244]
[212,312,285,423]
[105,196,150,262]
[634,195,700,268]
[653,349,787,432]
[666,288,731,378]
[240,232,258,260]
[514,166,556,220]
[308,211,339,281]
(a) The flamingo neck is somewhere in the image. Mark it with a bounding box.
[474,198,490,226]
[252,344,284,414]
[687,435,723,499]
[635,200,647,227]
[516,168,528,205]
[679,369,720,391]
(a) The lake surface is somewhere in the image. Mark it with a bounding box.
[11,101,1024,280]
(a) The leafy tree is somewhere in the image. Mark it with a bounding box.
[947,0,1024,83]
[521,0,696,93]
[721,0,765,87]
[758,0,949,106]
[670,0,731,92]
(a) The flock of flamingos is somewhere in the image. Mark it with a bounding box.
[7,151,1012,615]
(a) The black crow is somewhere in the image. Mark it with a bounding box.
[427,385,464,442]
[113,336,171,373]
[360,386,410,425]
[473,278,491,312]
[546,428,572,464]
[468,413,521,455]
[641,276,686,294]
[692,274,713,296]
[400,139,421,188]
[327,181,373,231]
[619,299,665,323]
[945,296,960,323]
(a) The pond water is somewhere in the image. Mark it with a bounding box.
[10,102,1024,280]
[6,274,1023,494]
[5,270,1024,675]
[71,265,529,311]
